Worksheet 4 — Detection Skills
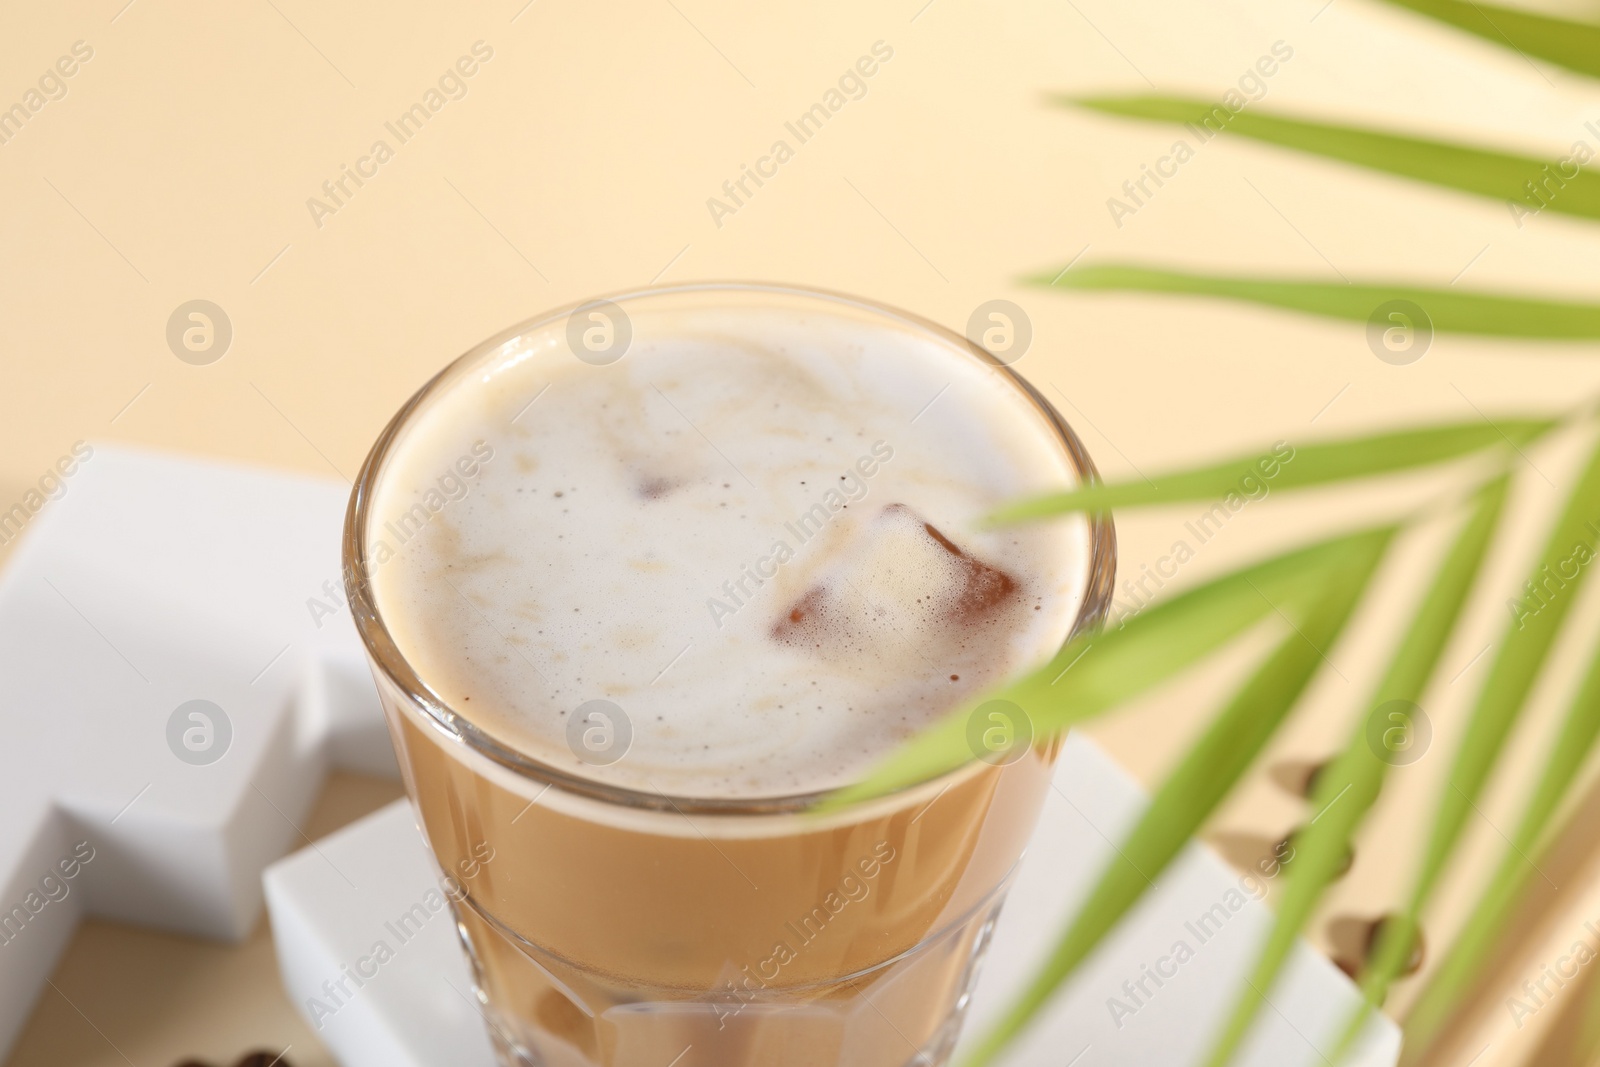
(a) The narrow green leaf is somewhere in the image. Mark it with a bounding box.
[1028,264,1600,341]
[1579,971,1600,1063]
[1347,430,1600,1045]
[1379,0,1600,81]
[821,527,1389,811]
[988,419,1553,523]
[957,527,1393,1067]
[1402,619,1600,1059]
[1063,95,1600,222]
[1201,477,1509,1067]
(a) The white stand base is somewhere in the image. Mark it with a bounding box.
[266,734,1401,1067]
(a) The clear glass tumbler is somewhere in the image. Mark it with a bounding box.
[343,284,1116,1067]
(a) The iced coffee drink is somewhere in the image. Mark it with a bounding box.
[345,284,1111,1066]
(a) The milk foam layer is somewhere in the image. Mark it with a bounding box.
[368,293,1090,798]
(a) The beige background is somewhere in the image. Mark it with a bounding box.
[4,0,1600,1063]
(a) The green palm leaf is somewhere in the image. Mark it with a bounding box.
[1028,264,1600,341]
[958,527,1394,1067]
[1201,476,1509,1067]
[988,419,1553,523]
[982,5,1600,1061]
[1344,431,1600,1048]
[1063,95,1600,222]
[1578,971,1600,1063]
[1379,0,1600,81]
[1401,609,1600,1060]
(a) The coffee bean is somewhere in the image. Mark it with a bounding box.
[1266,757,1331,799]
[1326,913,1425,984]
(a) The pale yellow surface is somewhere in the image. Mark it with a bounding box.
[4,0,1600,1064]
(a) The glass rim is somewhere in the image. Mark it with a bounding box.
[343,280,1118,816]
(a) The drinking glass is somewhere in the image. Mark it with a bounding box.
[343,284,1116,1067]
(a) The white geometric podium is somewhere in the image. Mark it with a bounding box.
[266,735,1403,1067]
[0,445,394,1061]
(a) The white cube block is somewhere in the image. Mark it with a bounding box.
[0,446,399,1061]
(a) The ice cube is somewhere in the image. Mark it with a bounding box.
[772,504,1017,653]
